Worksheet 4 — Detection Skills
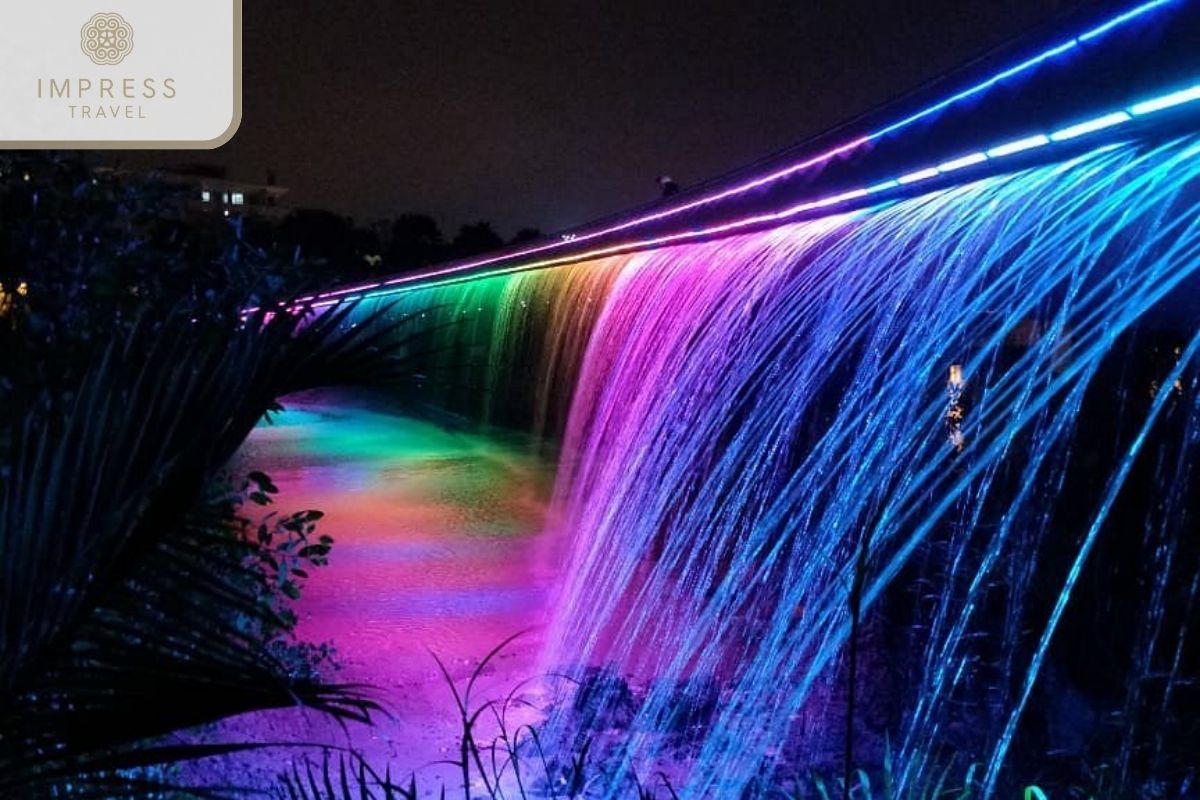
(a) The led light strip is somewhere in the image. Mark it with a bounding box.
[271,0,1183,311]
[292,78,1200,309]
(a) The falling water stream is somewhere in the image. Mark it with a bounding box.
[341,136,1200,796]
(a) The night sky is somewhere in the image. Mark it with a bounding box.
[122,0,1073,236]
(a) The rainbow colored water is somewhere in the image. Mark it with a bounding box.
[319,136,1200,796]
[198,392,557,791]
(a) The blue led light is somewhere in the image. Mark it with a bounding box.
[1130,84,1200,115]
[1049,111,1131,141]
[866,180,900,193]
[1077,0,1179,42]
[987,134,1051,158]
[874,41,1080,140]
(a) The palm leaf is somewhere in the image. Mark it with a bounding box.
[0,300,428,796]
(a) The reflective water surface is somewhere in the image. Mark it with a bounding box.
[192,388,559,791]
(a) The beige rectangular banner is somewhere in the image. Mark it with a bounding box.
[0,1,241,148]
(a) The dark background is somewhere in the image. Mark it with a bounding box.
[117,0,1074,236]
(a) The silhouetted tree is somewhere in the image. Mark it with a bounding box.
[348,225,384,276]
[510,227,543,245]
[277,209,356,267]
[450,221,504,259]
[272,209,384,280]
[386,213,445,272]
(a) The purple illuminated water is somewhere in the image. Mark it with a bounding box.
[190,390,561,791]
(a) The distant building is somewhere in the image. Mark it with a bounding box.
[160,164,290,221]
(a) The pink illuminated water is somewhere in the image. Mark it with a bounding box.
[189,389,560,791]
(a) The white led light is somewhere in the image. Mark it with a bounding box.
[866,180,900,193]
[987,134,1051,158]
[1049,111,1131,141]
[1130,84,1200,115]
[813,188,870,207]
[937,152,988,172]
[897,167,940,185]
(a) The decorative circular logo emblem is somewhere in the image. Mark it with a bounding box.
[80,12,133,66]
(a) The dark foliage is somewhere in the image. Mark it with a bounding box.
[386,213,445,273]
[275,209,383,279]
[0,300,433,797]
[510,228,544,246]
[0,152,318,417]
[0,151,436,797]
[450,221,504,260]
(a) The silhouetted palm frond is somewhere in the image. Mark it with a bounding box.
[277,751,417,800]
[0,300,426,797]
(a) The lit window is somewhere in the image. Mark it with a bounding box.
[231,192,244,205]
[201,190,211,202]
[222,192,230,204]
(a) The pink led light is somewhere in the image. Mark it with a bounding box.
[231,79,1199,323]
[306,136,871,304]
[306,202,860,310]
